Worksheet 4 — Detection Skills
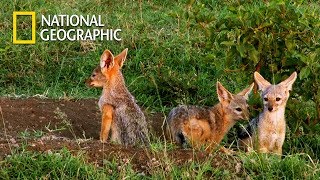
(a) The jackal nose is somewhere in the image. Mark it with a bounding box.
[85,79,92,87]
[268,107,273,112]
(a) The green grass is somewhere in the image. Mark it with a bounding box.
[0,0,263,122]
[0,147,319,179]
[241,153,320,179]
[0,0,248,109]
[0,149,109,179]
[1,0,320,178]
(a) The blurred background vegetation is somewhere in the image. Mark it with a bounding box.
[0,0,319,159]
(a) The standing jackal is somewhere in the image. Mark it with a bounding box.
[88,48,149,147]
[238,71,297,155]
[167,82,254,152]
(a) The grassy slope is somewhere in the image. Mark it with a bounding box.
[0,0,319,178]
[0,0,252,109]
[1,1,187,103]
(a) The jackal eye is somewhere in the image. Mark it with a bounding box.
[92,74,96,77]
[276,97,281,101]
[264,97,268,101]
[236,107,242,112]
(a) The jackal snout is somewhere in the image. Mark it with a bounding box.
[261,88,289,112]
[263,96,282,112]
[225,83,254,121]
[227,97,251,121]
[85,66,106,88]
[266,99,279,112]
[242,107,250,120]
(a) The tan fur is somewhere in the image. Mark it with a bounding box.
[167,82,254,152]
[238,71,297,155]
[100,104,113,142]
[88,48,149,147]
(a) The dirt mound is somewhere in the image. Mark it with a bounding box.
[0,98,240,174]
[0,97,165,139]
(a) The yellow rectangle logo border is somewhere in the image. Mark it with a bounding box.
[13,11,36,44]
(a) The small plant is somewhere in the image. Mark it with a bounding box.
[18,129,45,140]
[53,107,78,140]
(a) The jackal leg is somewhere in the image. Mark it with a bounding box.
[273,148,282,155]
[100,104,114,143]
[273,141,284,155]
[110,118,121,144]
[258,139,270,153]
[273,132,285,155]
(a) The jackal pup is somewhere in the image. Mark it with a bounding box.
[167,82,254,152]
[238,71,297,155]
[88,48,149,147]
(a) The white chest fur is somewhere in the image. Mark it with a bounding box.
[258,108,286,150]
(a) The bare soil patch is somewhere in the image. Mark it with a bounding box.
[0,98,240,174]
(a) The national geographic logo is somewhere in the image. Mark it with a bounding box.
[12,11,122,44]
[13,11,36,44]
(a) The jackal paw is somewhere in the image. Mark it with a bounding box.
[220,147,235,155]
[99,135,107,143]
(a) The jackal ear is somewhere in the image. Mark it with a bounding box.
[115,48,128,68]
[254,72,271,91]
[237,83,254,100]
[279,71,297,91]
[100,50,114,70]
[217,81,234,104]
